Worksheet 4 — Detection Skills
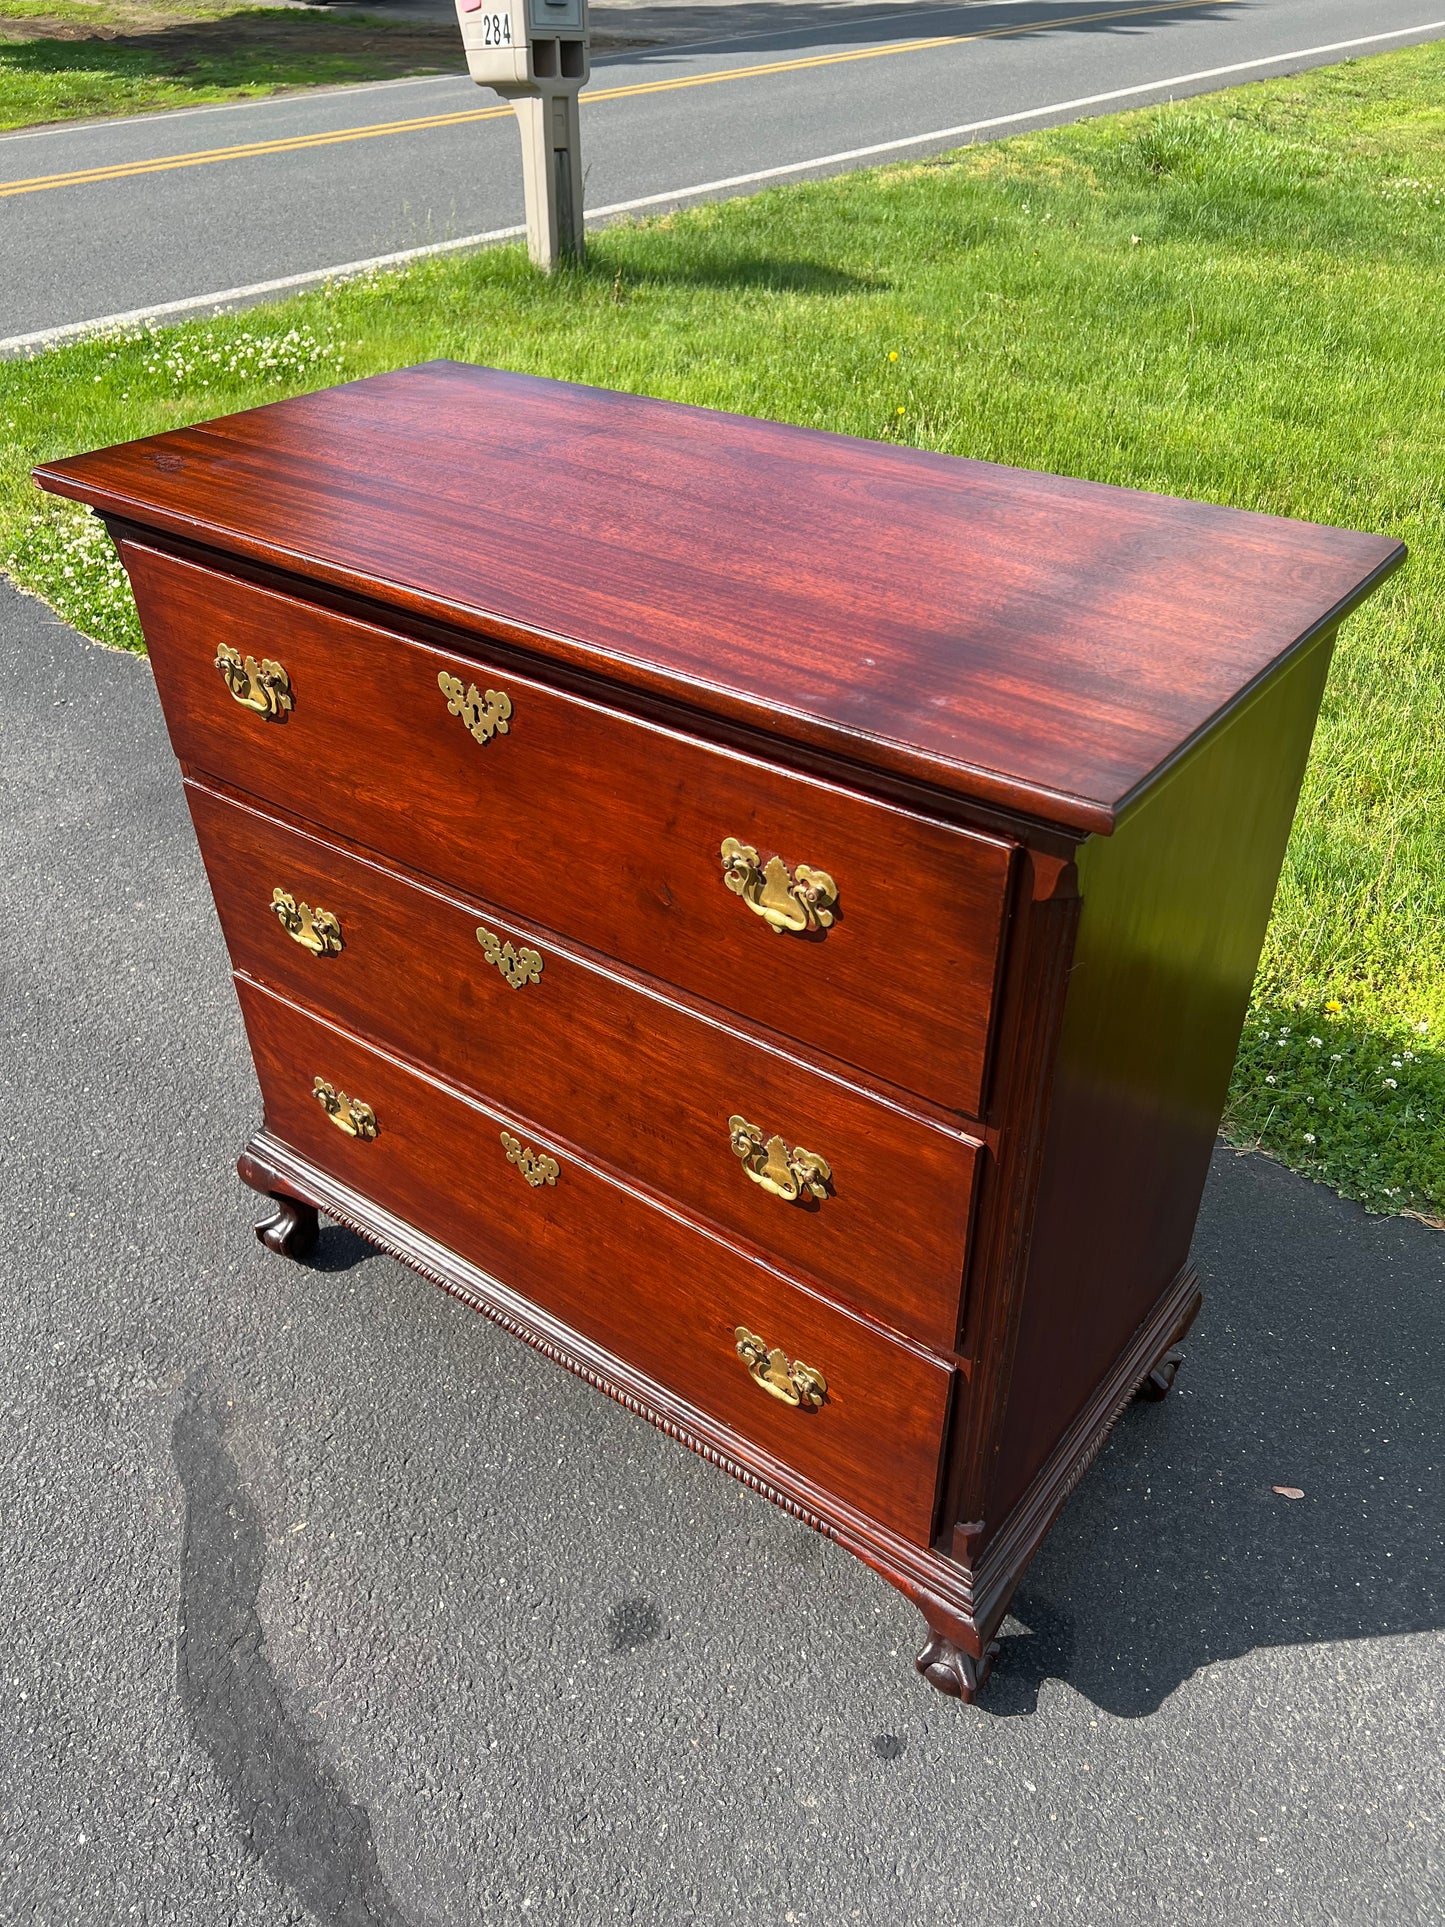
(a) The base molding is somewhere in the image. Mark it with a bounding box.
[239,1132,1200,1704]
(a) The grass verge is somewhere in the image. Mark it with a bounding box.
[0,1,463,129]
[4,41,1443,1219]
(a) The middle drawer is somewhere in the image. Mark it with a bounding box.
[189,780,981,1352]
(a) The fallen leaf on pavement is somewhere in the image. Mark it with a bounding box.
[1272,1485,1305,1500]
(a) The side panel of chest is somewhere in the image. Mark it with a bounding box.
[985,634,1337,1533]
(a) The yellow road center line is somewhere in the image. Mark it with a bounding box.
[0,102,515,195]
[0,0,1238,200]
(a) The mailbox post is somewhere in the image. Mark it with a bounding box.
[454,0,589,272]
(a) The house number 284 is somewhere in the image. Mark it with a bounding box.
[481,12,512,43]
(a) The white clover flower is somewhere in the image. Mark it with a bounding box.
[1331,1053,1343,1062]
[1265,1073,1276,1085]
[1383,1077,1398,1089]
[1308,1037,1323,1048]
[1303,1133,1316,1144]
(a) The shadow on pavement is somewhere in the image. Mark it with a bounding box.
[22,0,1256,73]
[586,0,1251,64]
[3,0,1253,123]
[268,1133,1442,1724]
[983,1146,1442,1717]
[310,1223,381,1275]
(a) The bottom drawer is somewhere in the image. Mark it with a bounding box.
[236,976,955,1547]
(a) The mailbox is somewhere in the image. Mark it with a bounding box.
[455,0,590,271]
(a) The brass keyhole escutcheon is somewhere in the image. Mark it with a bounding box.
[477,926,543,988]
[272,889,343,957]
[501,1129,559,1187]
[439,671,513,746]
[720,839,836,935]
[734,1327,827,1410]
[313,1077,377,1140]
[728,1116,831,1205]
[215,641,293,720]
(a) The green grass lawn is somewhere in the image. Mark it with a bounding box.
[0,1,463,130]
[4,42,1442,1220]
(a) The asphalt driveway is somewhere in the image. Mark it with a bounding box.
[0,579,1439,1924]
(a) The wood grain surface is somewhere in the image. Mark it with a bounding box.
[128,539,1013,1116]
[987,635,1341,1530]
[34,364,1405,832]
[31,367,1410,1695]
[188,779,982,1350]
[236,975,956,1547]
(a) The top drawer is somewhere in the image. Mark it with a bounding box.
[122,541,1014,1114]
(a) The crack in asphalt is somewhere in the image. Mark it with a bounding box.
[172,1378,415,1927]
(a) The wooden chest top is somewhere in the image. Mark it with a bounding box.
[36,361,1404,833]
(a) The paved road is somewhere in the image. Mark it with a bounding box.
[1,580,1440,1922]
[4,0,1445,343]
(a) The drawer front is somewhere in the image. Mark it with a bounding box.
[237,979,955,1546]
[190,782,980,1351]
[125,541,1013,1115]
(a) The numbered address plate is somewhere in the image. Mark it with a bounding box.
[471,5,513,41]
[454,0,527,82]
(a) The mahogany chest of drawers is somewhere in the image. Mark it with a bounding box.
[37,365,1403,1700]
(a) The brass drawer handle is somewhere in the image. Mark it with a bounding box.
[720,839,836,935]
[501,1129,559,1187]
[477,926,543,989]
[728,1116,831,1205]
[439,671,512,746]
[313,1077,377,1140]
[272,888,343,957]
[734,1327,827,1410]
[215,641,293,720]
